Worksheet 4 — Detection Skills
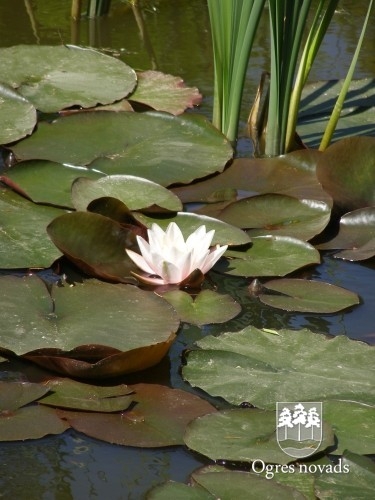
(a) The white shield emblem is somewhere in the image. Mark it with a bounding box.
[276,402,323,458]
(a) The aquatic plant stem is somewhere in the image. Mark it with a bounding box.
[319,0,374,150]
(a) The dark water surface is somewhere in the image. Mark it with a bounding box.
[0,1,374,498]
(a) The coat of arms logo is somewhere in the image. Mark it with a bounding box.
[276,402,323,458]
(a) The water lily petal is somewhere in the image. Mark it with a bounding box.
[200,244,228,274]
[125,248,156,275]
[130,271,167,286]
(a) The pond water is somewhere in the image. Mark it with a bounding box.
[0,1,374,498]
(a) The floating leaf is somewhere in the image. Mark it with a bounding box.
[183,326,375,409]
[0,276,179,377]
[135,212,250,246]
[161,290,241,326]
[129,70,202,115]
[172,150,330,204]
[0,186,64,268]
[39,379,134,412]
[314,451,375,500]
[0,83,36,143]
[218,194,331,241]
[0,381,49,411]
[57,383,216,447]
[0,405,69,441]
[316,136,375,210]
[0,160,103,208]
[258,279,360,313]
[318,207,375,261]
[11,111,233,186]
[71,175,182,212]
[47,211,139,282]
[147,481,214,499]
[0,45,136,112]
[323,401,375,455]
[184,408,333,465]
[220,236,320,277]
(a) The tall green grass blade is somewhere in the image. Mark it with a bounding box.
[319,0,374,150]
[286,0,339,152]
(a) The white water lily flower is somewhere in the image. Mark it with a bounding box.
[126,222,228,285]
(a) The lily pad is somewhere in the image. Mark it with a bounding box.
[0,186,64,268]
[129,70,202,115]
[135,211,250,246]
[316,136,375,210]
[47,211,139,282]
[0,45,136,112]
[218,194,331,241]
[0,381,49,411]
[56,383,216,447]
[220,236,320,277]
[11,111,233,186]
[0,83,36,144]
[161,290,241,326]
[71,175,182,212]
[314,451,375,500]
[318,207,375,261]
[323,401,375,455]
[172,150,330,204]
[0,405,69,442]
[0,276,179,377]
[182,326,375,409]
[258,279,360,313]
[39,379,134,413]
[184,408,334,465]
[0,160,103,208]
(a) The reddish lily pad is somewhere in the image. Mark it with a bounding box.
[129,70,202,115]
[47,211,139,282]
[316,136,375,210]
[56,383,216,447]
[258,279,360,313]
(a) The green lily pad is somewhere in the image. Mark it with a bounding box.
[0,160,103,208]
[318,207,375,261]
[316,136,375,210]
[258,279,360,313]
[0,381,49,411]
[220,236,320,277]
[0,186,64,268]
[0,45,136,112]
[11,111,233,186]
[183,326,375,409]
[0,276,179,377]
[39,379,133,412]
[47,211,139,282]
[129,70,202,115]
[135,211,250,246]
[314,451,375,500]
[147,481,214,500]
[161,290,241,326]
[0,83,36,144]
[184,408,334,465]
[323,401,375,455]
[218,194,331,241]
[57,383,216,447]
[71,175,182,212]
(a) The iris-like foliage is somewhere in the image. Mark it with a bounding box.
[126,222,228,285]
